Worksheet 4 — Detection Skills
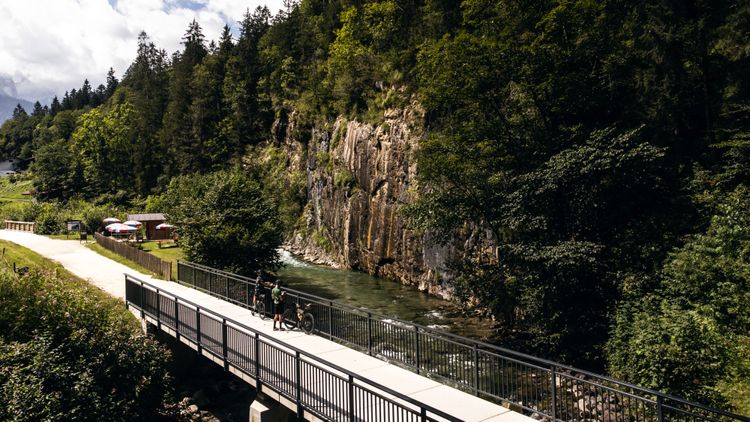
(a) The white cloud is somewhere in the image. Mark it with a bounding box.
[0,0,285,103]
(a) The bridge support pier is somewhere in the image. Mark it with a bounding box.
[143,320,158,335]
[250,393,297,422]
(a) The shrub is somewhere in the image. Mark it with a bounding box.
[334,169,357,194]
[607,187,750,410]
[0,268,172,421]
[0,202,34,222]
[34,203,65,235]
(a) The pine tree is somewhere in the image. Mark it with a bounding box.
[223,7,273,148]
[79,79,92,107]
[122,31,170,195]
[31,101,45,117]
[91,84,106,107]
[50,96,61,115]
[68,89,79,109]
[12,104,27,119]
[189,24,235,170]
[161,20,209,176]
[181,19,207,67]
[105,67,119,98]
[218,24,233,56]
[61,91,72,110]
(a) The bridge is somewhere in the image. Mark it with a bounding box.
[1,230,748,422]
[125,274,522,421]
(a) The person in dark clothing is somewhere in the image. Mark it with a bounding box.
[252,271,268,316]
[272,282,285,330]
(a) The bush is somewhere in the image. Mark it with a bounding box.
[0,199,128,235]
[69,200,119,234]
[34,203,65,235]
[156,168,283,274]
[607,300,732,405]
[0,201,35,223]
[0,268,172,421]
[607,187,750,411]
[334,168,357,194]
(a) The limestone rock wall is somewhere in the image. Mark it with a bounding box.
[279,104,455,297]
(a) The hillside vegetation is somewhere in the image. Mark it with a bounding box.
[0,240,173,420]
[0,0,749,412]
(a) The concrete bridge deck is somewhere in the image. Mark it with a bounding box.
[0,230,531,422]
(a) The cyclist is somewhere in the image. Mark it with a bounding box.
[251,270,267,315]
[272,281,285,331]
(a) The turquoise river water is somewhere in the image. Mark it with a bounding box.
[275,250,494,340]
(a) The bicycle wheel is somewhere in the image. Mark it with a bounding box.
[302,313,314,334]
[257,302,266,320]
[282,309,296,330]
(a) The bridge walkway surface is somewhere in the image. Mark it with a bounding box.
[0,230,529,422]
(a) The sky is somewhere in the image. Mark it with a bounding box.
[0,0,287,104]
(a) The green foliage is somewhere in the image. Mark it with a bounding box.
[334,168,356,194]
[33,203,65,235]
[608,300,732,405]
[331,120,346,148]
[69,103,137,198]
[316,150,333,173]
[717,341,750,415]
[406,0,750,377]
[608,187,750,409]
[0,255,171,420]
[0,199,125,235]
[155,168,283,274]
[31,139,76,200]
[312,227,332,252]
[408,125,680,366]
[327,6,376,114]
[249,145,307,237]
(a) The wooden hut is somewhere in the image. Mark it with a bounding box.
[127,213,168,240]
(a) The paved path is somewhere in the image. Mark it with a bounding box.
[0,230,532,422]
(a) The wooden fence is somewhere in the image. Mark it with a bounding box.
[4,220,35,232]
[94,233,172,280]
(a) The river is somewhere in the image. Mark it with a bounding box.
[275,250,495,340]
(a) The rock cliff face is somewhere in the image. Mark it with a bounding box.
[277,104,456,297]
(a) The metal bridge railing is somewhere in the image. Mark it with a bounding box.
[125,274,461,422]
[175,260,750,422]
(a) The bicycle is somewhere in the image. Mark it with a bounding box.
[251,292,267,320]
[283,302,314,334]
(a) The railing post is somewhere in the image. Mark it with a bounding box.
[139,281,145,319]
[175,297,180,341]
[255,332,262,392]
[156,290,161,330]
[295,351,302,418]
[474,343,479,394]
[420,408,427,422]
[367,312,372,356]
[225,276,229,299]
[414,326,420,374]
[657,395,664,422]
[124,276,130,309]
[348,374,355,422]
[222,318,228,371]
[550,366,557,421]
[328,301,334,340]
[196,307,202,354]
